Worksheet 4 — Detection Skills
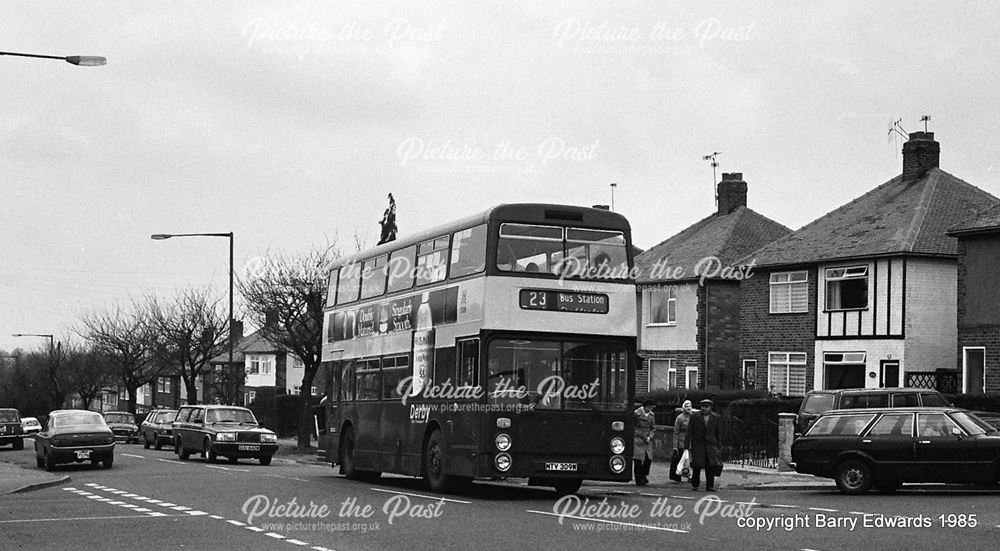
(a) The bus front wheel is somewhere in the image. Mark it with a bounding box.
[424,429,448,492]
[341,427,359,479]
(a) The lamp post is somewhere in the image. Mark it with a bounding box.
[0,51,106,66]
[151,232,234,404]
[11,333,60,404]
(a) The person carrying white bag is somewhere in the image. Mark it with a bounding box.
[670,400,693,482]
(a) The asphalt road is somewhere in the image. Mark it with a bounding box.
[2,441,999,551]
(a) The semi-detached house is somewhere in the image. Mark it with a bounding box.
[740,132,1000,396]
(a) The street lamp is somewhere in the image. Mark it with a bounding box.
[0,51,106,66]
[151,232,235,403]
[11,333,60,402]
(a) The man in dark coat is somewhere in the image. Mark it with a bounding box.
[684,398,722,491]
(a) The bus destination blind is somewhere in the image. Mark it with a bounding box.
[519,289,609,314]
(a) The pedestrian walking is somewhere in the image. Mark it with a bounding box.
[685,398,722,491]
[669,400,693,482]
[633,399,657,486]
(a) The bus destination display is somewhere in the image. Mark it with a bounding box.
[519,289,609,314]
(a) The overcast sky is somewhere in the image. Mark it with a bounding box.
[2,1,999,353]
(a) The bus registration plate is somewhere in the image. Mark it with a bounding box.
[545,462,578,472]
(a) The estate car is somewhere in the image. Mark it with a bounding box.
[140,409,177,450]
[104,411,139,444]
[791,407,999,494]
[172,405,278,465]
[796,388,951,436]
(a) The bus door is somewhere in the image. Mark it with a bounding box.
[320,362,343,465]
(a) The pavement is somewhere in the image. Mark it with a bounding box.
[0,438,70,495]
[270,437,833,491]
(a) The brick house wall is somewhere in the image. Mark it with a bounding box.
[740,266,818,393]
[956,236,1000,392]
[703,280,741,389]
[636,350,702,394]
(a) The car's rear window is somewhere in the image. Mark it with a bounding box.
[890,393,919,407]
[0,411,19,423]
[866,413,913,436]
[806,413,876,436]
[919,393,949,407]
[55,412,107,429]
[105,413,133,424]
[156,412,176,423]
[841,394,888,409]
[802,394,836,415]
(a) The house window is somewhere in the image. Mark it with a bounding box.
[291,385,301,395]
[247,355,273,376]
[770,271,808,313]
[823,352,867,390]
[768,352,808,396]
[825,266,868,311]
[648,287,676,325]
[311,386,317,396]
[157,378,170,393]
[742,359,757,389]
[649,359,677,391]
[245,391,256,406]
[685,366,699,390]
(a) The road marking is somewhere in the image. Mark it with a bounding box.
[286,539,309,546]
[227,520,246,527]
[206,465,232,471]
[639,493,661,497]
[772,504,799,509]
[246,526,265,532]
[160,502,177,507]
[210,515,225,520]
[312,547,337,551]
[669,495,695,500]
[0,515,180,524]
[265,532,286,539]
[526,509,689,533]
[146,499,163,504]
[121,453,145,459]
[849,511,867,515]
[288,477,309,482]
[157,458,185,465]
[186,511,209,516]
[809,507,838,513]
[370,488,471,504]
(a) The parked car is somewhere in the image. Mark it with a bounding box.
[0,408,24,449]
[103,411,139,443]
[34,409,115,470]
[172,405,278,465]
[791,407,999,494]
[796,388,951,436]
[140,409,177,450]
[21,416,42,436]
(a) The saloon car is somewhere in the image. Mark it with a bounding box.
[791,407,999,494]
[21,416,42,435]
[173,405,278,465]
[0,408,24,449]
[796,388,951,436]
[34,409,115,470]
[140,409,177,450]
[104,411,139,444]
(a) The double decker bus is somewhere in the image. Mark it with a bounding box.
[317,204,637,494]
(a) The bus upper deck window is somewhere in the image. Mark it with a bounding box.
[360,255,388,299]
[450,224,487,278]
[336,263,361,304]
[387,245,416,293]
[326,269,339,307]
[497,224,563,274]
[566,228,629,278]
[416,236,450,286]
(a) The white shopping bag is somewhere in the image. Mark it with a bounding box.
[675,449,691,478]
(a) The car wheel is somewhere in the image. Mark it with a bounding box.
[341,427,359,479]
[205,438,217,463]
[178,440,191,460]
[423,429,448,493]
[259,456,272,466]
[13,438,23,451]
[143,435,151,449]
[835,459,872,495]
[44,452,55,472]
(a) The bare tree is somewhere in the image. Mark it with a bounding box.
[63,343,116,411]
[79,302,161,414]
[238,243,340,449]
[149,287,229,405]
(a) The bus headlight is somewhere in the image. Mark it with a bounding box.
[496,417,511,429]
[495,433,512,451]
[609,455,626,474]
[609,437,625,455]
[494,453,512,472]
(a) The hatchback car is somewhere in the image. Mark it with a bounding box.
[791,407,999,494]
[141,409,177,450]
[796,388,951,436]
[173,405,278,465]
[21,416,42,435]
[34,410,115,470]
[104,411,139,443]
[0,408,24,449]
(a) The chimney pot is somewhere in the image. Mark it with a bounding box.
[721,172,742,181]
[902,131,939,180]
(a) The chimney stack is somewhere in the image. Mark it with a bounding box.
[902,131,939,180]
[717,172,747,215]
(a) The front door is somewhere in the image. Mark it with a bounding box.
[880,361,900,388]
[963,348,985,394]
